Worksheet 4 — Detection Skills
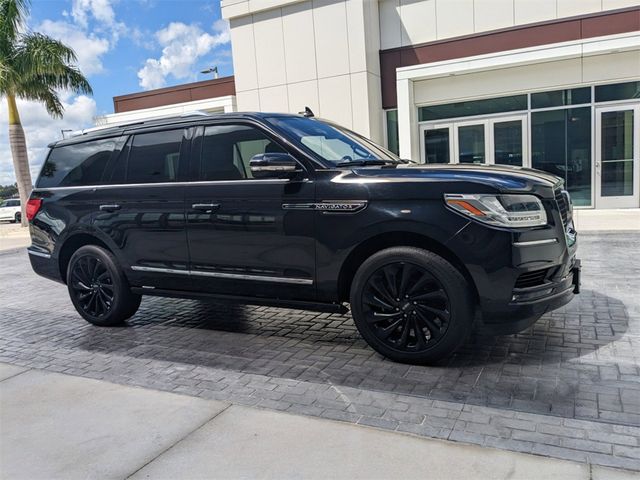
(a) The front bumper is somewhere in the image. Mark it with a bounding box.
[477,257,581,335]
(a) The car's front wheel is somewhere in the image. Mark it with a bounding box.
[350,246,474,364]
[66,245,141,326]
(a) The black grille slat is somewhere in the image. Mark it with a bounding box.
[515,269,549,289]
[554,188,569,227]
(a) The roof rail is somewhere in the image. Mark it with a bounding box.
[180,110,211,117]
[66,110,214,139]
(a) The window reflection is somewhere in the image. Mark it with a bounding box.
[532,107,592,206]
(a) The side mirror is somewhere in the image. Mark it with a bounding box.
[250,153,301,178]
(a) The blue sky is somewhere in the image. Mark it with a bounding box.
[30,0,233,115]
[1,0,233,184]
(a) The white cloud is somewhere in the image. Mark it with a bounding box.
[0,96,97,185]
[38,20,111,76]
[137,20,230,90]
[71,0,116,30]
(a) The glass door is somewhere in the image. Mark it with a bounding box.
[420,123,453,164]
[456,121,486,164]
[490,116,527,167]
[420,115,527,166]
[595,105,640,208]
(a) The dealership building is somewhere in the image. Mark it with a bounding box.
[102,0,640,209]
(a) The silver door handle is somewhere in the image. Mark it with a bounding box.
[192,203,220,213]
[99,204,121,212]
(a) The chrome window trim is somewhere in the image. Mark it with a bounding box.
[131,265,313,285]
[32,178,295,192]
[513,239,558,247]
[27,249,52,259]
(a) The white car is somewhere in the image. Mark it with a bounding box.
[0,198,21,223]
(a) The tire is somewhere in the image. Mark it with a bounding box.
[12,212,20,223]
[349,246,474,364]
[66,245,141,326]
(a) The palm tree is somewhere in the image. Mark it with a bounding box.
[1,0,92,226]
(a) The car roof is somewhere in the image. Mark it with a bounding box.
[49,111,305,148]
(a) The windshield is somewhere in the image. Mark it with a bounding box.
[267,116,400,165]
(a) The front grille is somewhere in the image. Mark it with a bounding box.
[515,268,549,289]
[554,188,569,227]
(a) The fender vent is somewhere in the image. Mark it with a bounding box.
[515,269,549,289]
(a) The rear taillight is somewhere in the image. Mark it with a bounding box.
[26,198,42,221]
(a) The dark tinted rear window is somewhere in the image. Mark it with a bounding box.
[37,139,115,188]
[127,130,183,183]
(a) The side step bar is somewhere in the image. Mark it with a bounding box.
[130,287,349,314]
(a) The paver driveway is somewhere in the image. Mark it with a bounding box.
[1,232,639,470]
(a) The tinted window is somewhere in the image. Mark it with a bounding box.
[37,139,115,188]
[532,107,592,206]
[418,95,527,121]
[200,124,286,181]
[531,87,591,109]
[126,130,183,184]
[595,81,640,102]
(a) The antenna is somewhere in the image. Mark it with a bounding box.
[299,106,314,118]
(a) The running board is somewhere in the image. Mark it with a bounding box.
[130,287,349,314]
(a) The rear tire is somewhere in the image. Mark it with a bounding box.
[12,212,20,223]
[349,246,474,364]
[66,245,141,326]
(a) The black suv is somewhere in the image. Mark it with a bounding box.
[27,112,580,363]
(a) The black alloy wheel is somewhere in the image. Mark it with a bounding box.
[67,245,141,326]
[350,246,474,364]
[70,255,114,318]
[14,212,21,223]
[362,262,451,352]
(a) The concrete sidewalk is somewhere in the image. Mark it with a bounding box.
[0,363,634,480]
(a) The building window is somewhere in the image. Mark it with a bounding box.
[532,107,592,206]
[531,87,591,109]
[418,95,527,122]
[595,81,640,103]
[385,110,399,155]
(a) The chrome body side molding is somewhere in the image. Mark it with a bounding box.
[131,265,313,285]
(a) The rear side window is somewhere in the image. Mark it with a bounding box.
[109,129,183,184]
[37,139,115,188]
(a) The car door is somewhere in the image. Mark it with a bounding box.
[93,127,191,291]
[185,122,316,300]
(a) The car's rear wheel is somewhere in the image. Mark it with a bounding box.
[12,212,20,223]
[350,246,474,364]
[66,245,141,326]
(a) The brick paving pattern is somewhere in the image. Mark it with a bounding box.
[1,232,639,470]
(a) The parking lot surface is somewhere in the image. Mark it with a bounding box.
[1,231,639,470]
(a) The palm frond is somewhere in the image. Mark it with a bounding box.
[14,33,78,76]
[17,83,64,117]
[0,0,29,54]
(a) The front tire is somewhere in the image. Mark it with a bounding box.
[66,245,141,326]
[350,246,474,364]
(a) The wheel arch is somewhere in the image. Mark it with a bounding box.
[336,231,479,304]
[58,233,113,284]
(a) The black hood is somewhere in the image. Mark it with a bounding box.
[334,163,563,198]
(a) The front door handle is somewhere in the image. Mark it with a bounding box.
[99,204,121,212]
[192,203,220,213]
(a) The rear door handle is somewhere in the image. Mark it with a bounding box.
[99,204,121,212]
[192,203,220,213]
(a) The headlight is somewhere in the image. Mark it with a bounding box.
[444,194,547,228]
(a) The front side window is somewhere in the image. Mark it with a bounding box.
[37,138,115,188]
[267,116,399,166]
[200,124,287,181]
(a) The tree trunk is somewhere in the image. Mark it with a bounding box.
[7,94,32,227]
